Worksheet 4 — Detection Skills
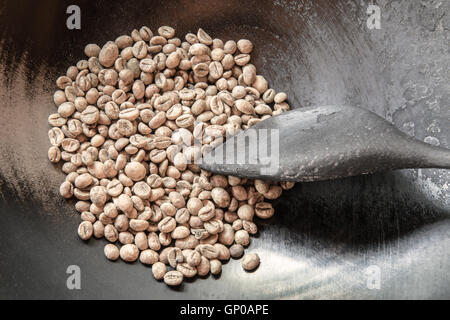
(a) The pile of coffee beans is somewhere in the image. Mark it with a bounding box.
[48,26,294,286]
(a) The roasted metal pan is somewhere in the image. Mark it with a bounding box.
[0,0,449,299]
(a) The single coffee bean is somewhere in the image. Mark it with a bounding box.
[218,224,234,246]
[243,220,258,235]
[209,61,223,79]
[193,63,209,77]
[262,88,276,103]
[88,161,106,179]
[158,26,175,39]
[237,204,254,221]
[197,28,213,45]
[167,247,184,268]
[81,211,96,223]
[154,136,172,149]
[75,201,90,213]
[80,106,100,124]
[58,102,76,118]
[74,173,93,189]
[175,208,190,224]
[59,181,74,199]
[169,191,185,209]
[131,195,145,212]
[200,233,218,245]
[175,235,199,250]
[140,249,159,265]
[49,26,295,287]
[232,219,243,231]
[61,138,80,153]
[117,193,133,213]
[184,250,201,267]
[104,244,120,261]
[99,42,119,68]
[235,99,255,115]
[118,232,134,245]
[263,185,283,200]
[114,215,129,232]
[192,228,209,240]
[211,187,230,208]
[197,200,215,221]
[242,65,256,85]
[189,43,208,56]
[78,221,93,240]
[152,262,167,280]
[48,127,65,146]
[230,244,244,259]
[67,119,83,137]
[73,188,90,200]
[106,179,123,197]
[175,114,195,128]
[166,51,181,69]
[252,75,268,94]
[164,270,183,286]
[115,35,133,49]
[138,25,153,40]
[132,41,148,59]
[171,226,190,239]
[237,39,253,54]
[254,179,270,194]
[134,232,148,251]
[149,111,167,129]
[90,186,107,206]
[132,181,152,199]
[160,202,176,216]
[214,243,230,261]
[242,253,260,271]
[48,146,61,163]
[187,197,202,215]
[196,244,218,259]
[255,104,272,115]
[281,181,296,190]
[84,43,101,58]
[119,244,139,262]
[235,229,250,247]
[234,53,251,66]
[56,76,72,89]
[210,259,222,275]
[124,162,146,181]
[119,108,140,122]
[146,232,161,251]
[204,219,223,235]
[255,202,275,219]
[231,186,247,201]
[159,247,173,264]
[274,92,287,104]
[129,219,149,232]
[176,262,197,278]
[116,119,134,137]
[196,256,210,276]
[223,40,237,54]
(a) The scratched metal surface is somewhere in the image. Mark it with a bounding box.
[0,0,449,299]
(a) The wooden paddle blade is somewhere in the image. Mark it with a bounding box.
[199,105,450,181]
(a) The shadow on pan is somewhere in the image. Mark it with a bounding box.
[270,171,448,247]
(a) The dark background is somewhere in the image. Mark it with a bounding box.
[0,0,449,299]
